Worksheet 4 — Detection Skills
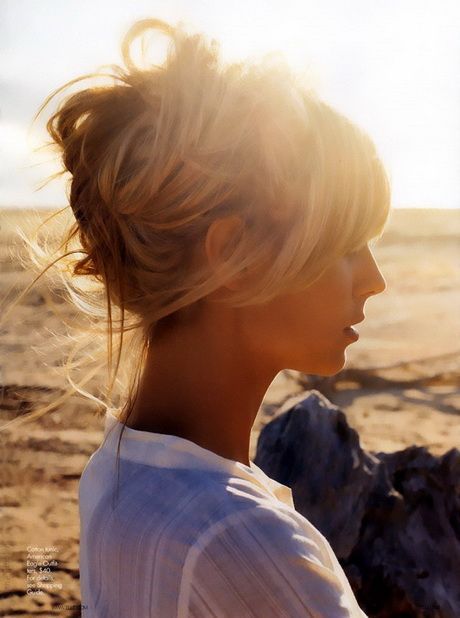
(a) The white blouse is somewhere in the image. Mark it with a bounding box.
[78,409,368,617]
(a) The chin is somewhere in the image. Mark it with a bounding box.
[296,353,346,377]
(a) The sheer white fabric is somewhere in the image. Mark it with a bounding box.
[78,409,367,617]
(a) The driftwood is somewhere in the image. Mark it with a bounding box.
[254,390,460,618]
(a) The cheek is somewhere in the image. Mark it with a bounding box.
[251,292,331,354]
[288,280,347,329]
[307,271,351,321]
[242,266,351,357]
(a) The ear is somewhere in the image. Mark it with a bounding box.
[204,215,245,291]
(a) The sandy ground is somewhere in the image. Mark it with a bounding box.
[0,207,459,616]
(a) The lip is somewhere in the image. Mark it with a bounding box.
[343,326,359,341]
[343,316,364,342]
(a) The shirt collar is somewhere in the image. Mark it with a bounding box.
[101,409,294,509]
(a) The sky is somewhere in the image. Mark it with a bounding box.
[1,0,459,209]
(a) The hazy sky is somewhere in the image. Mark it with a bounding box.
[1,0,459,208]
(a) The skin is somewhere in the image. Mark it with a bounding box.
[125,215,386,466]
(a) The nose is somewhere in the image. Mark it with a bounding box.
[371,266,387,296]
[356,246,387,298]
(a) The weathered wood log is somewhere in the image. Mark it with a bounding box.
[254,390,460,618]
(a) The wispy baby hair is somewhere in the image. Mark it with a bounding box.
[0,17,391,435]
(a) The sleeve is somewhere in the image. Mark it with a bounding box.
[179,506,367,618]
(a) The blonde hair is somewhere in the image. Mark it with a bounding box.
[1,18,390,486]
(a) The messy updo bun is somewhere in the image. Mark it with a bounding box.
[1,17,391,433]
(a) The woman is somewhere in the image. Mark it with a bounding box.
[13,16,390,617]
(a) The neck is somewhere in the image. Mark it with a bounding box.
[123,311,277,467]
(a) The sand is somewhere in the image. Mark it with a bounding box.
[0,206,459,616]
